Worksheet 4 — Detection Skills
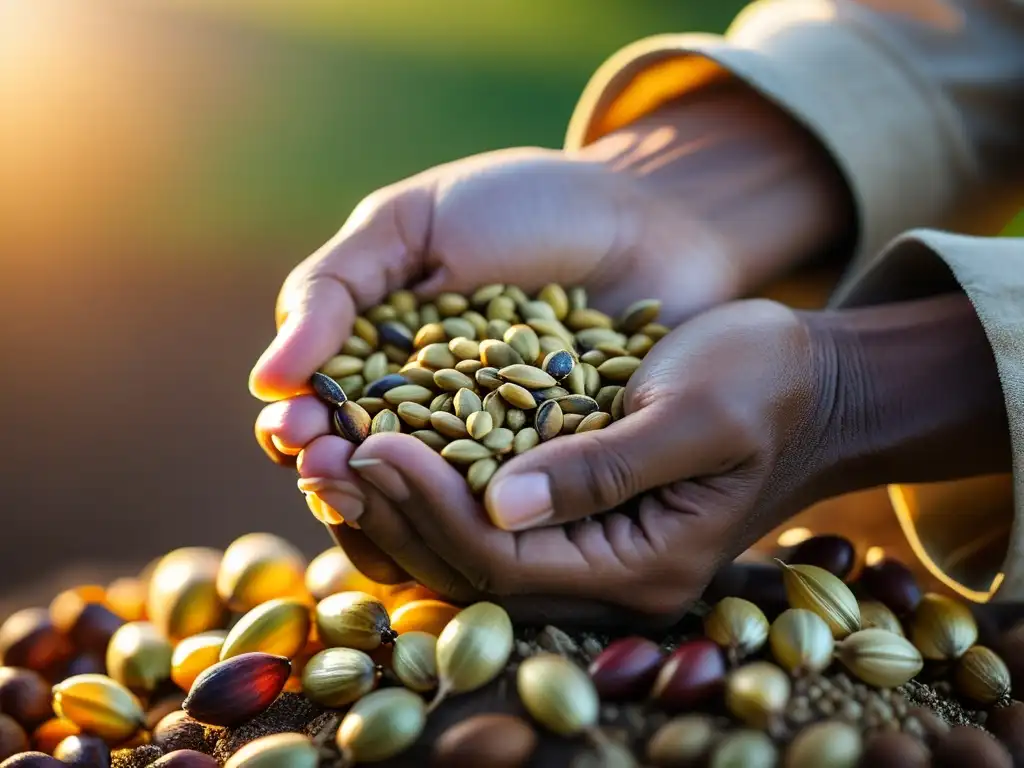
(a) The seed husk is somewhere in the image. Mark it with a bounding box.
[216,532,307,612]
[576,412,612,433]
[513,428,540,454]
[471,284,505,306]
[430,411,470,440]
[611,388,626,420]
[341,336,374,358]
[224,732,318,768]
[910,593,977,660]
[535,400,564,441]
[542,350,575,381]
[537,284,569,319]
[383,384,434,406]
[465,410,493,440]
[219,598,310,661]
[475,367,503,391]
[412,430,448,451]
[309,372,347,406]
[777,560,860,639]
[320,355,365,379]
[433,368,474,392]
[182,652,290,727]
[784,720,862,768]
[105,622,172,694]
[397,363,437,389]
[724,661,790,729]
[953,645,1010,704]
[336,687,426,763]
[859,601,905,636]
[301,647,379,707]
[517,653,598,737]
[369,409,401,434]
[333,401,372,443]
[566,308,613,331]
[646,715,715,768]
[414,322,447,349]
[498,383,535,410]
[391,631,438,693]
[467,458,499,495]
[769,608,834,675]
[482,427,515,454]
[52,674,145,743]
[705,598,769,661]
[597,356,642,382]
[618,299,662,333]
[430,393,453,413]
[171,631,227,691]
[835,628,923,687]
[396,402,431,429]
[316,592,395,650]
[440,439,493,465]
[454,388,483,419]
[434,602,513,706]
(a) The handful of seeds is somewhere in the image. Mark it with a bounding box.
[308,284,668,493]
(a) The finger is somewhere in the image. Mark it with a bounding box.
[255,396,331,460]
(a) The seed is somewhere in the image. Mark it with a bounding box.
[618,299,661,333]
[396,401,432,429]
[710,730,778,768]
[434,368,475,392]
[502,325,539,365]
[355,397,387,417]
[580,350,607,366]
[725,662,790,729]
[431,411,470,440]
[596,356,642,382]
[485,295,517,323]
[52,674,145,742]
[301,647,379,707]
[497,383,533,410]
[465,411,493,440]
[513,428,539,454]
[442,317,477,340]
[563,362,586,396]
[103,578,146,623]
[911,593,977,660]
[386,289,418,313]
[434,713,537,768]
[361,351,388,384]
[646,715,715,768]
[48,591,124,657]
[383,384,434,405]
[171,631,227,691]
[331,401,371,443]
[858,559,922,616]
[392,631,438,693]
[784,720,862,768]
[859,601,904,636]
[440,439,493,465]
[366,409,399,435]
[398,363,437,389]
[363,372,408,400]
[435,602,513,705]
[788,535,857,580]
[348,316,378,347]
[518,300,559,322]
[219,598,310,661]
[432,292,466,317]
[416,303,440,325]
[471,284,505,306]
[216,533,306,612]
[651,640,727,712]
[389,600,460,638]
[479,341,523,369]
[376,320,414,352]
[457,359,483,375]
[1,754,65,768]
[575,327,626,350]
[705,598,770,661]
[105,622,172,694]
[316,592,395,651]
[611,388,626,420]
[497,364,556,390]
[0,668,51,730]
[625,334,655,358]
[595,343,629,358]
[769,609,834,674]
[320,355,365,379]
[517,653,598,736]
[483,392,508,429]
[484,319,510,340]
[953,646,1010,704]
[588,637,664,701]
[454,388,483,419]
[336,373,366,399]
[467,458,499,495]
[534,400,564,441]
[432,394,454,415]
[566,308,613,331]
[778,560,860,638]
[582,363,601,396]
[412,430,448,451]
[835,628,923,687]
[555,394,598,416]
[224,732,318,768]
[576,412,611,433]
[0,609,71,677]
[336,687,426,763]
[446,336,480,361]
[181,652,290,727]
[52,734,109,767]
[506,409,527,431]
[476,367,503,391]
[536,284,569,319]
[309,372,347,406]
[146,548,226,643]
[481,427,514,454]
[540,350,574,382]
[417,342,457,370]
[528,320,575,350]
[414,322,447,349]
[560,414,584,433]
[984,701,1024,764]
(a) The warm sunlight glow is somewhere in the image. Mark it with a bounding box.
[865,546,886,567]
[776,527,813,548]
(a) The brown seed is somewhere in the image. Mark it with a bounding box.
[476,367,503,391]
[986,701,1024,765]
[432,713,537,768]
[626,334,655,358]
[441,440,493,465]
[858,731,929,768]
[442,317,477,340]
[436,292,469,317]
[430,393,453,413]
[482,428,515,455]
[486,319,511,340]
[434,368,475,392]
[537,284,569,319]
[576,412,611,433]
[430,412,470,440]
[513,428,540,455]
[397,402,432,429]
[580,350,607,367]
[471,284,505,306]
[383,385,434,405]
[597,356,642,382]
[333,401,372,443]
[0,668,51,730]
[498,364,557,390]
[504,325,541,365]
[535,400,564,442]
[352,316,379,347]
[618,299,662,333]
[506,409,528,432]
[561,414,584,434]
[0,714,27,761]
[309,372,347,406]
[486,295,518,322]
[370,410,401,435]
[498,383,535,410]
[466,411,494,440]
[448,337,480,361]
[50,590,125,656]
[480,341,523,369]
[566,308,613,331]
[412,431,448,452]
[362,351,389,384]
[414,322,447,349]
[181,652,290,727]
[398,363,437,389]
[455,359,483,375]
[355,397,388,416]
[556,394,600,416]
[417,343,457,371]
[453,388,483,419]
[483,392,507,428]
[612,388,626,420]
[651,640,726,712]
[320,355,365,379]
[467,459,500,495]
[933,726,1011,768]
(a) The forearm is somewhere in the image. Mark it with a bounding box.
[810,293,1012,498]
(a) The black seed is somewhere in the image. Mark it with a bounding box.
[53,735,110,768]
[543,350,575,381]
[332,401,371,443]
[363,373,408,399]
[376,321,414,353]
[310,372,347,406]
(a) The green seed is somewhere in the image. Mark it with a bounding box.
[482,391,507,428]
[566,308,613,331]
[387,289,418,313]
[398,363,437,389]
[467,458,499,495]
[626,334,655,358]
[567,286,587,312]
[619,299,661,333]
[336,374,365,399]
[442,317,477,340]
[434,368,475,392]
[453,388,483,419]
[448,337,481,361]
[466,411,493,440]
[462,310,489,339]
[414,322,447,349]
[398,310,420,330]
[527,319,574,349]
[485,319,511,340]
[441,440,493,465]
[431,393,454,414]
[611,388,626,420]
[580,350,607,366]
[504,325,541,364]
[302,647,379,707]
[538,335,571,358]
[397,402,432,429]
[486,295,518,323]
[333,401,371,443]
[481,427,515,454]
[575,327,627,350]
[368,410,400,434]
[506,409,527,432]
[583,363,601,397]
[391,631,438,693]
[382,343,409,365]
[513,428,539,454]
[431,411,470,440]
[356,397,387,416]
[471,284,505,306]
[502,285,530,307]
[412,430,448,451]
[556,394,600,416]
[595,385,622,412]
[479,341,523,369]
[455,359,483,375]
[417,343,457,371]
[225,732,319,768]
[419,303,441,326]
[353,316,379,347]
[498,383,535,410]
[576,411,611,433]
[642,323,670,341]
[475,367,503,391]
[321,355,365,379]
[383,385,435,405]
[535,400,564,442]
[537,284,569,320]
[436,293,469,317]
[498,364,556,390]
[595,342,629,358]
[564,363,586,396]
[336,688,426,763]
[519,300,558,322]
[342,336,374,357]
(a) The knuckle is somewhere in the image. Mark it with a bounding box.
[578,440,641,511]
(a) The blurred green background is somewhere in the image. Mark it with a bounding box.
[0,0,1020,610]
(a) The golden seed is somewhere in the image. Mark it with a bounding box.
[220,598,311,661]
[497,364,555,390]
[476,367,503,391]
[618,299,662,333]
[455,358,483,375]
[352,316,379,348]
[356,397,387,416]
[642,322,670,341]
[412,430,448,451]
[859,601,904,636]
[769,608,834,675]
[517,653,599,737]
[392,632,438,693]
[336,687,426,763]
[725,662,790,729]
[106,622,173,694]
[467,458,499,495]
[513,428,539,454]
[566,308,613,331]
[316,592,395,651]
[335,374,365,399]
[52,674,145,742]
[342,336,374,358]
[777,560,860,639]
[433,368,475,392]
[611,388,626,420]
[481,427,515,454]
[519,300,557,322]
[485,319,511,340]
[626,334,655,358]
[479,340,523,369]
[597,356,642,382]
[556,394,599,416]
[370,409,401,434]
[537,284,569,320]
[483,391,507,427]
[535,400,564,442]
[564,363,586,396]
[466,411,493,440]
[171,630,227,691]
[397,363,437,389]
[704,598,769,660]
[387,290,418,313]
[953,645,1010,704]
[561,414,584,433]
[301,647,379,707]
[305,547,389,604]
[420,303,441,325]
[430,393,454,413]
[362,351,389,383]
[646,715,716,768]
[576,412,611,433]
[498,383,535,410]
[836,628,923,688]
[506,409,528,432]
[448,336,480,361]
[583,362,601,397]
[225,732,319,768]
[453,388,483,419]
[333,401,372,443]
[430,411,470,440]
[911,593,977,661]
[414,322,447,349]
[147,547,226,643]
[436,602,514,698]
[440,440,493,465]
[417,343,457,371]
[567,286,587,312]
[486,295,518,323]
[436,293,469,317]
[320,355,365,379]
[383,385,435,406]
[580,350,607,367]
[504,325,541,365]
[396,401,432,429]
[471,284,505,306]
[783,721,862,768]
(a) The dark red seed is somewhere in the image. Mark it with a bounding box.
[856,732,929,768]
[182,652,290,727]
[0,668,52,730]
[986,701,1024,766]
[150,751,219,768]
[0,610,73,677]
[0,715,27,761]
[933,726,1011,768]
[787,535,856,579]
[54,601,124,656]
[310,372,347,406]
[650,639,726,711]
[0,753,64,768]
[858,559,922,616]
[364,373,408,399]
[53,734,110,768]
[588,637,665,701]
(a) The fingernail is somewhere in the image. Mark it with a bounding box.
[249,317,300,399]
[271,435,300,456]
[349,458,410,502]
[486,473,553,531]
[298,477,365,525]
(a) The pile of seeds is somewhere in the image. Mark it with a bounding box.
[309,284,667,493]
[1,531,1023,767]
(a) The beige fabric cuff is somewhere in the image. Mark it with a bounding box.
[564,0,973,271]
